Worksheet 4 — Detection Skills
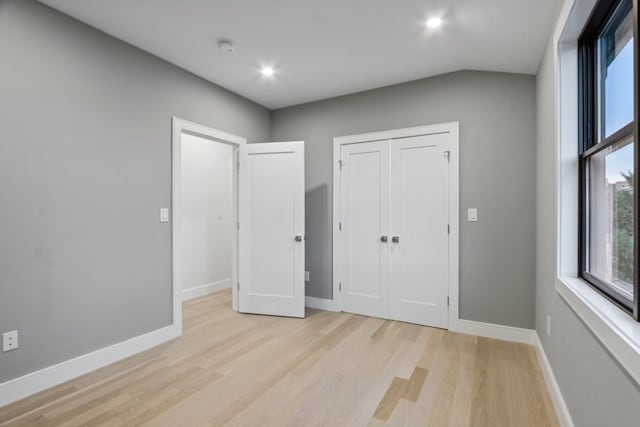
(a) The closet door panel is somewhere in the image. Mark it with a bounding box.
[340,141,390,319]
[389,134,449,328]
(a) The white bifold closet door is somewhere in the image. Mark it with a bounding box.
[238,141,305,318]
[389,134,449,328]
[340,141,390,319]
[340,134,449,328]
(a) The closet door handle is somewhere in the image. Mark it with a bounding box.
[392,236,400,243]
[380,236,388,243]
[295,235,303,242]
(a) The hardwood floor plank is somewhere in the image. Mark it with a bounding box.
[401,367,428,401]
[428,332,466,426]
[372,377,407,421]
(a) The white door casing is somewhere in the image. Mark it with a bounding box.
[340,141,390,319]
[172,117,246,332]
[238,141,305,318]
[389,134,450,328]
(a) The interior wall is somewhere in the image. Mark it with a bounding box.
[271,71,537,329]
[535,35,640,427]
[181,134,234,297]
[0,0,270,383]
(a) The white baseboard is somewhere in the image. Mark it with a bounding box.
[0,325,180,408]
[305,296,339,312]
[450,319,537,344]
[182,278,231,301]
[534,334,575,427]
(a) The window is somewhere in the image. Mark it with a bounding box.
[579,0,639,320]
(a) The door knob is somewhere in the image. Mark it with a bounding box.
[295,235,303,242]
[380,236,388,243]
[392,236,400,243]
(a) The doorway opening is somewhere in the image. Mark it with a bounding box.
[180,133,234,301]
[171,118,245,331]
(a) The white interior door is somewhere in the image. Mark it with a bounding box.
[389,134,450,328]
[238,141,305,318]
[340,141,390,319]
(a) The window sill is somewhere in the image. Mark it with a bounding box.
[556,276,640,385]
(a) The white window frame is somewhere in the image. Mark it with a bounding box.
[554,0,640,385]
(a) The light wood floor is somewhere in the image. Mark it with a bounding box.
[0,290,559,427]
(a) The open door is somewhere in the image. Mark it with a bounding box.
[238,141,305,318]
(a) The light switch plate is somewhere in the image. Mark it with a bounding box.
[3,330,18,352]
[468,208,478,222]
[160,208,169,223]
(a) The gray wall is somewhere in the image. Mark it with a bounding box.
[271,71,537,329]
[0,0,270,383]
[535,37,640,427]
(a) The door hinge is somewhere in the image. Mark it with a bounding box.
[237,281,240,290]
[444,150,451,162]
[339,282,342,292]
[447,224,450,234]
[447,296,450,306]
[338,160,344,170]
[339,222,342,231]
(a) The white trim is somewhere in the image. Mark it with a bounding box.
[332,122,460,329]
[173,117,246,146]
[0,325,179,407]
[553,0,640,387]
[331,136,343,309]
[172,117,246,318]
[450,319,536,345]
[333,122,460,145]
[534,334,575,427]
[556,277,640,384]
[305,296,340,312]
[182,278,232,301]
[446,124,461,330]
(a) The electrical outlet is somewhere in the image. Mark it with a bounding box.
[305,271,310,282]
[546,315,552,337]
[3,330,18,352]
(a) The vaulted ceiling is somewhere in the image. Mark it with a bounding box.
[40,0,561,109]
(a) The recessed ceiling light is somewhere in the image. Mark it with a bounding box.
[260,66,275,77]
[426,17,443,29]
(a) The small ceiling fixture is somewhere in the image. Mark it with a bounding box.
[426,17,443,29]
[260,66,275,77]
[218,39,234,53]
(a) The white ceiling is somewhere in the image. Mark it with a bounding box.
[40,0,561,109]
